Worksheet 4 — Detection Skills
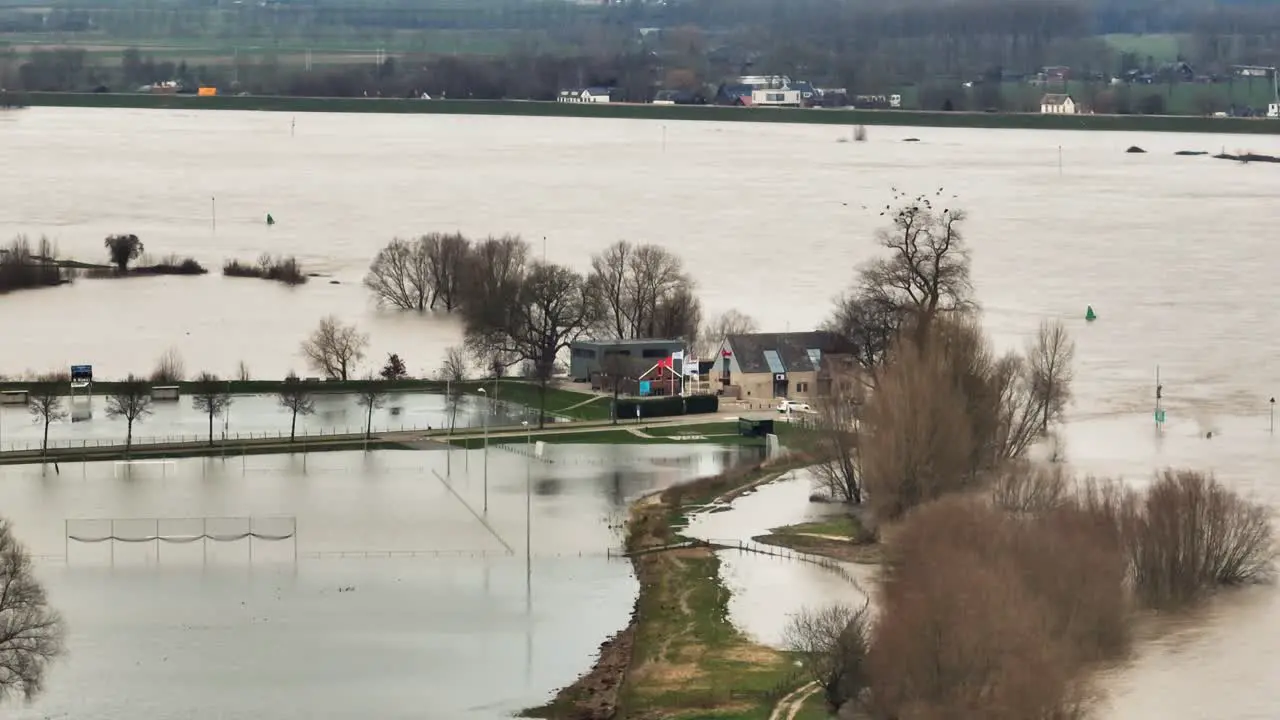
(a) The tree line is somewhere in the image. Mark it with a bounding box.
[362,232,754,425]
[10,0,1280,104]
[777,189,1274,719]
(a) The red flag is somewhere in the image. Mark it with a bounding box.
[721,350,732,358]
[657,356,673,369]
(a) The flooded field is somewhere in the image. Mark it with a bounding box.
[0,391,528,452]
[1,107,1279,716]
[0,443,758,720]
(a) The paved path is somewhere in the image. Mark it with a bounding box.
[0,412,744,466]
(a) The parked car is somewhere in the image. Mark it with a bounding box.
[777,399,811,413]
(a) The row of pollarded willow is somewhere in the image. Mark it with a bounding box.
[780,190,1273,720]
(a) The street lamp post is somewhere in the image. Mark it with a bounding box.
[1271,397,1276,434]
[523,420,532,605]
[479,387,489,514]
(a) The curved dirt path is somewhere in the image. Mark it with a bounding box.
[770,680,820,720]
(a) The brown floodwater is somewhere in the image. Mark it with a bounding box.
[2,106,1280,717]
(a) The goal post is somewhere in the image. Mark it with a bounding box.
[64,515,297,564]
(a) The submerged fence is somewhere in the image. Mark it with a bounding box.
[64,516,298,563]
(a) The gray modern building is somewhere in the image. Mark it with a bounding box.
[568,338,687,382]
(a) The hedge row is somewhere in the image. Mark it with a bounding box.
[616,394,719,419]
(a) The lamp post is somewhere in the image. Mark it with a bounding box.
[523,420,532,605]
[478,387,489,514]
[1271,397,1275,434]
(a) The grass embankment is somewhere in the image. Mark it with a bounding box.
[526,456,814,720]
[753,512,884,565]
[457,380,613,421]
[21,91,1280,135]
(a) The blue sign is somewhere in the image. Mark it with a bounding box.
[639,380,651,396]
[70,365,93,382]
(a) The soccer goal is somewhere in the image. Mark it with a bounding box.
[64,516,298,564]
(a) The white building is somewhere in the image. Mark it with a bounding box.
[557,87,612,104]
[1040,94,1077,114]
[751,88,802,107]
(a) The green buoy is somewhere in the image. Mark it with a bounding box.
[1085,305,1097,322]
[266,213,275,226]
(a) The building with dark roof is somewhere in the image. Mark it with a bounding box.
[568,338,686,382]
[712,331,842,400]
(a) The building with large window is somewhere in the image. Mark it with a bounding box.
[568,338,687,382]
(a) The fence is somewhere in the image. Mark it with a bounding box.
[64,515,297,564]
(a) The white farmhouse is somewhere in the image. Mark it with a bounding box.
[1040,94,1077,114]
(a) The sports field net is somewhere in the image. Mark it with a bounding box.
[66,516,296,544]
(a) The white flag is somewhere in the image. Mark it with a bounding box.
[671,350,684,361]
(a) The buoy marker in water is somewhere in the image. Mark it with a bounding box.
[1085,305,1097,322]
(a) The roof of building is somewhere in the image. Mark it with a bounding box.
[573,337,685,348]
[1042,94,1073,104]
[584,86,612,95]
[724,332,839,374]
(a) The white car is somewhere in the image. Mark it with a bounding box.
[777,399,811,414]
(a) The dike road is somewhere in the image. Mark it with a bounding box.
[0,412,749,466]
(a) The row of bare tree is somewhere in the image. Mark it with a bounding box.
[780,190,1274,719]
[364,233,759,425]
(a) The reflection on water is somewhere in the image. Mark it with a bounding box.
[684,469,870,648]
[0,393,530,452]
[0,443,756,719]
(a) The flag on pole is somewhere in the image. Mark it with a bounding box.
[671,350,684,362]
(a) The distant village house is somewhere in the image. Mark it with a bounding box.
[557,87,612,104]
[1040,94,1077,114]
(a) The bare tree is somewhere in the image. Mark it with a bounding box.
[588,240,696,340]
[104,375,153,457]
[355,375,388,443]
[651,282,702,346]
[236,360,251,382]
[189,372,231,446]
[276,373,316,443]
[1029,319,1075,432]
[300,316,368,381]
[425,232,472,311]
[853,190,974,344]
[698,309,758,356]
[103,233,142,272]
[437,345,468,433]
[458,235,529,346]
[0,518,64,703]
[810,364,866,504]
[824,293,900,386]
[465,261,597,428]
[860,335,974,520]
[364,237,430,310]
[26,379,66,458]
[150,347,185,383]
[784,602,872,713]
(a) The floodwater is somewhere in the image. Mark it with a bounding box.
[683,468,872,648]
[0,442,759,719]
[2,107,1280,716]
[0,391,532,452]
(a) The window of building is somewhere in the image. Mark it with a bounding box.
[641,348,669,358]
[604,349,631,357]
[796,382,809,393]
[571,348,597,359]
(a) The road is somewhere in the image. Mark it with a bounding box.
[0,412,748,466]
